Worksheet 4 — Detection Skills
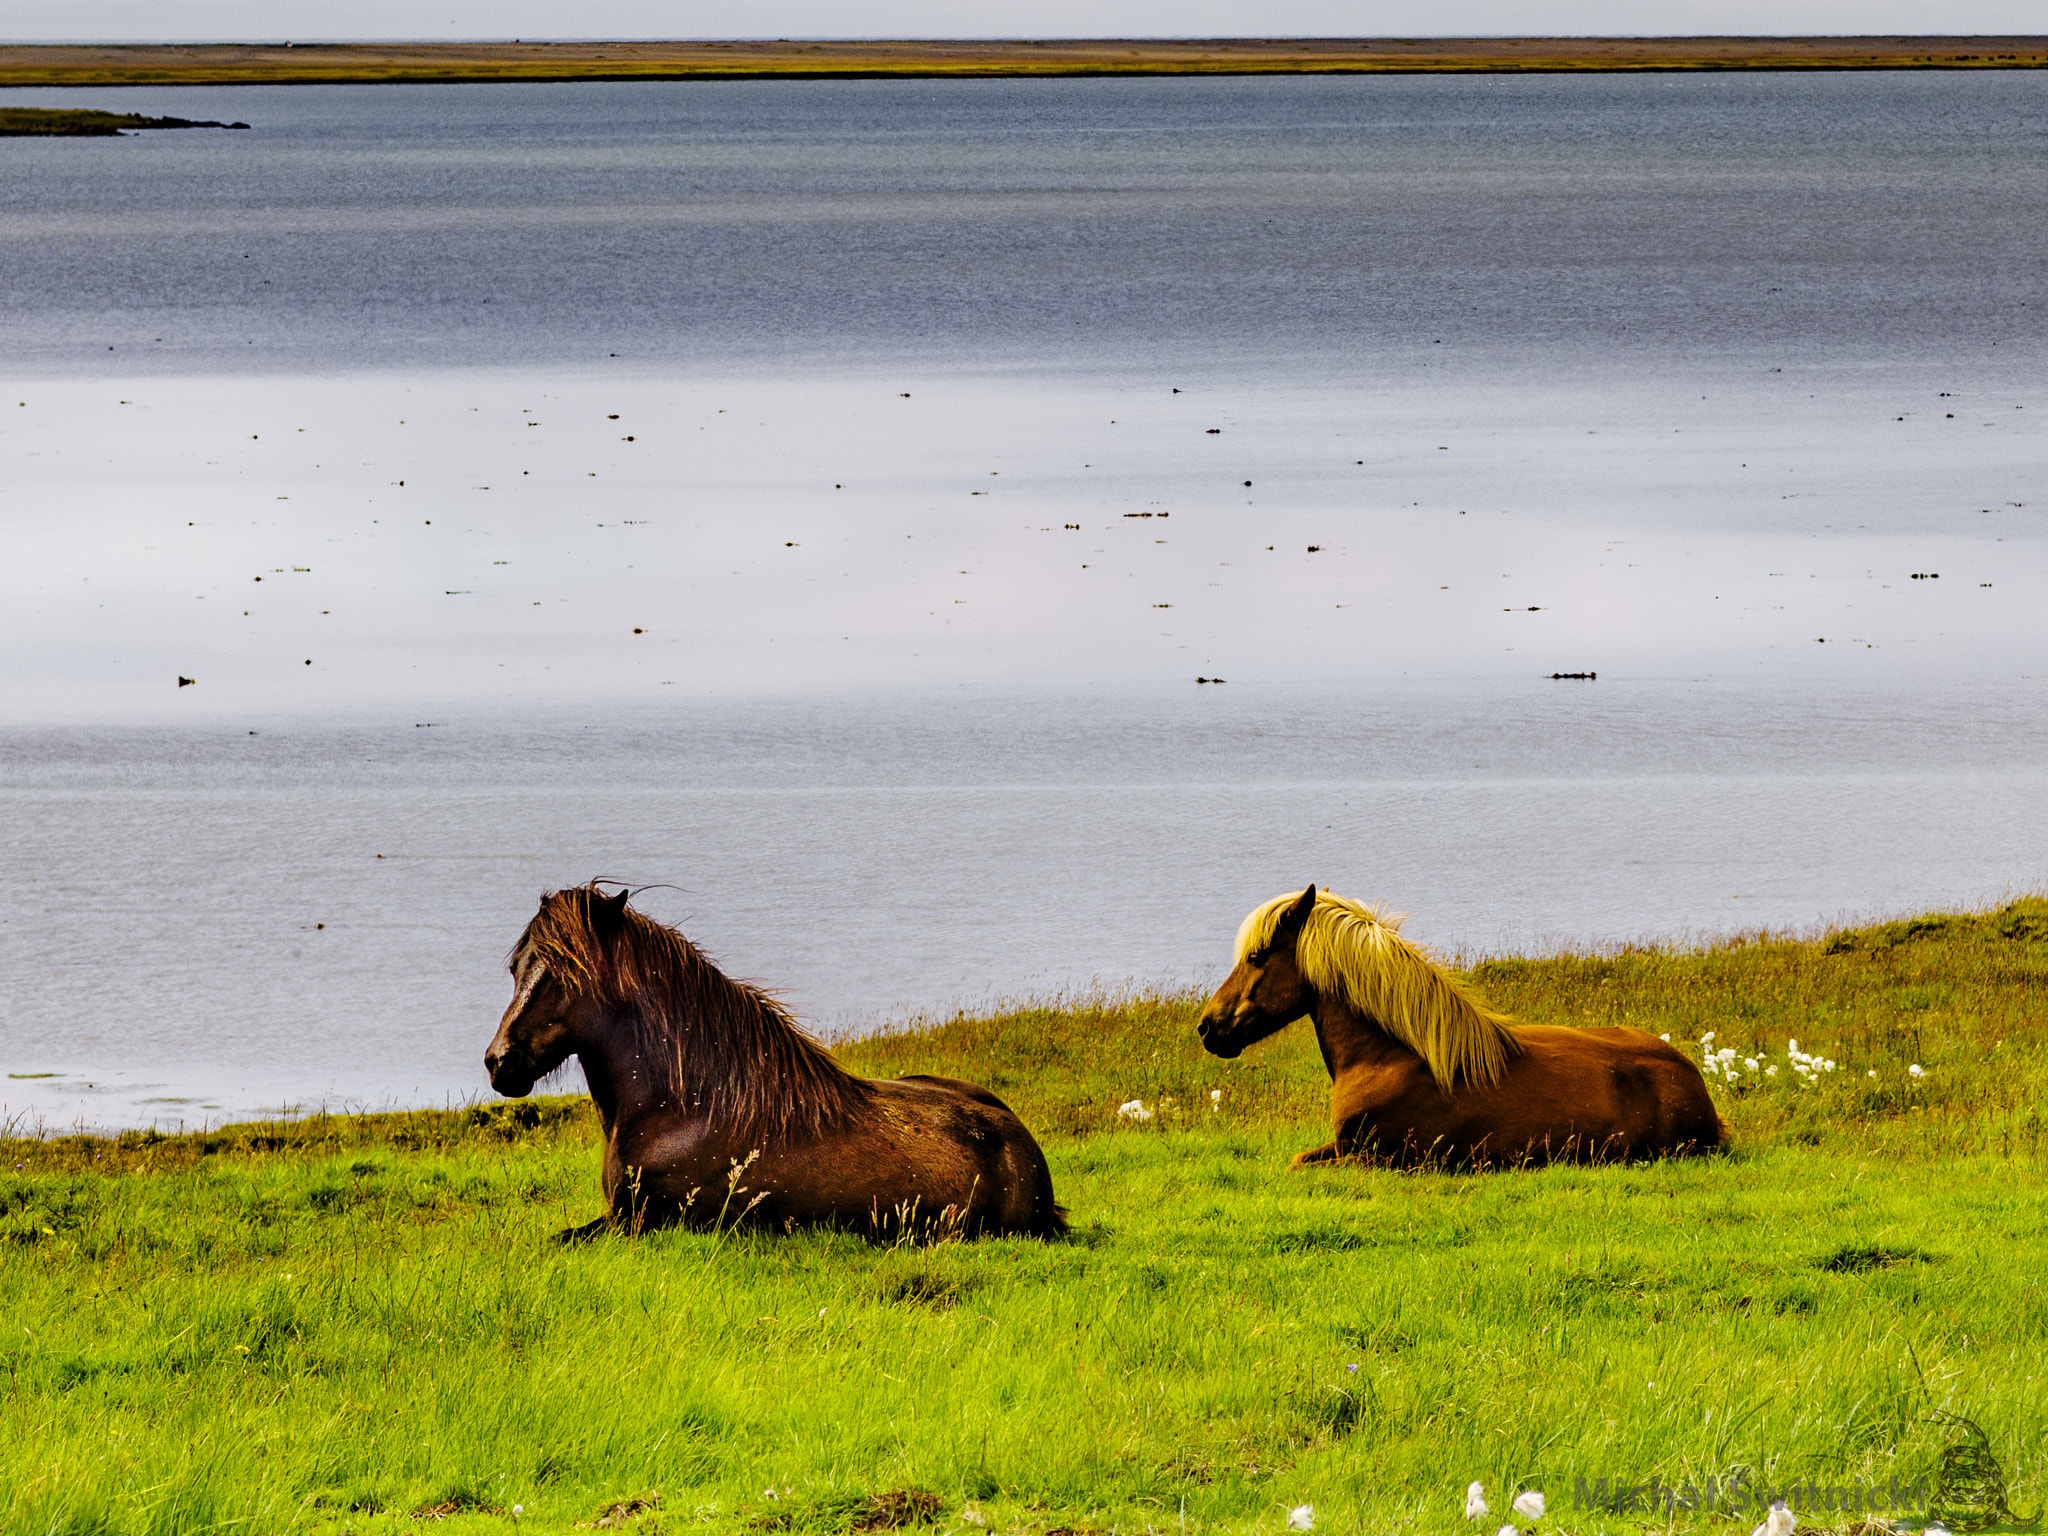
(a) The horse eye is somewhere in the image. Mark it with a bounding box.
[1247,948,1269,968]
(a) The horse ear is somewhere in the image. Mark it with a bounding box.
[591,886,630,935]
[1274,885,1317,942]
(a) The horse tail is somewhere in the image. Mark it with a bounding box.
[1017,1153,1068,1239]
[1659,1043,1728,1154]
[1687,1073,1728,1152]
[1700,1106,1729,1152]
[988,1117,1067,1239]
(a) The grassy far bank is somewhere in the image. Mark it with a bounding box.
[0,106,247,134]
[4,902,2044,1536]
[0,37,2044,88]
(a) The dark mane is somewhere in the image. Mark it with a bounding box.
[519,885,870,1143]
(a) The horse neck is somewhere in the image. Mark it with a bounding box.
[573,1003,657,1135]
[1309,989,1419,1077]
[594,943,859,1138]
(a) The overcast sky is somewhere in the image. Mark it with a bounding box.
[8,0,2044,44]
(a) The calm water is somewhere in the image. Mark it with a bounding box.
[2,75,2043,1128]
[2,73,2043,372]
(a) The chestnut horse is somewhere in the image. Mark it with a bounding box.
[485,884,1066,1239]
[1199,886,1722,1167]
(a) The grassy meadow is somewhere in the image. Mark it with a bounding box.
[4,901,2045,1536]
[2,38,2043,89]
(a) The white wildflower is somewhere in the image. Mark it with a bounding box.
[1927,1524,1952,1536]
[962,1509,987,1528]
[1210,1088,1223,1110]
[1766,1065,1778,1077]
[1745,1057,1760,1072]
[1750,1498,1797,1536]
[1660,1033,1670,1041]
[1466,1482,1490,1520]
[1497,1525,1518,1536]
[1117,1098,1154,1121]
[1909,1063,1925,1078]
[1512,1491,1546,1520]
[511,1508,523,1520]
[1702,1031,1717,1045]
[1288,1504,1315,1531]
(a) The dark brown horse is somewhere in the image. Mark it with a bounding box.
[485,884,1066,1239]
[1199,886,1723,1167]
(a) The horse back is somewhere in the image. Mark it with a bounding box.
[893,1073,1017,1114]
[1332,1022,1722,1165]
[1511,1023,1723,1155]
[868,1076,1067,1238]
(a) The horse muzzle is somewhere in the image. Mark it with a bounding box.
[485,1046,536,1099]
[1197,1012,1245,1059]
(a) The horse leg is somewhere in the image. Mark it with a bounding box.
[551,1215,615,1244]
[1289,1139,1345,1169]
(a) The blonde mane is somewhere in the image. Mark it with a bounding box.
[1234,889,1520,1088]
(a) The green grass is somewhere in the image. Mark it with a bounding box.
[5,901,2045,1536]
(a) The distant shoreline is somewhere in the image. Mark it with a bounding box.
[2,36,2044,88]
[0,105,248,133]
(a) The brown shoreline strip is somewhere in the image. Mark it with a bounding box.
[1,36,2043,88]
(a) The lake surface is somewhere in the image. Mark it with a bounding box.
[2,74,2042,1129]
[3,72,2043,373]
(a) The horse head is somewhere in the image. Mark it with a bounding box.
[1198,884,1318,1058]
[485,885,630,1097]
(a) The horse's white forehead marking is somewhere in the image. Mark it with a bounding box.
[509,941,546,996]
